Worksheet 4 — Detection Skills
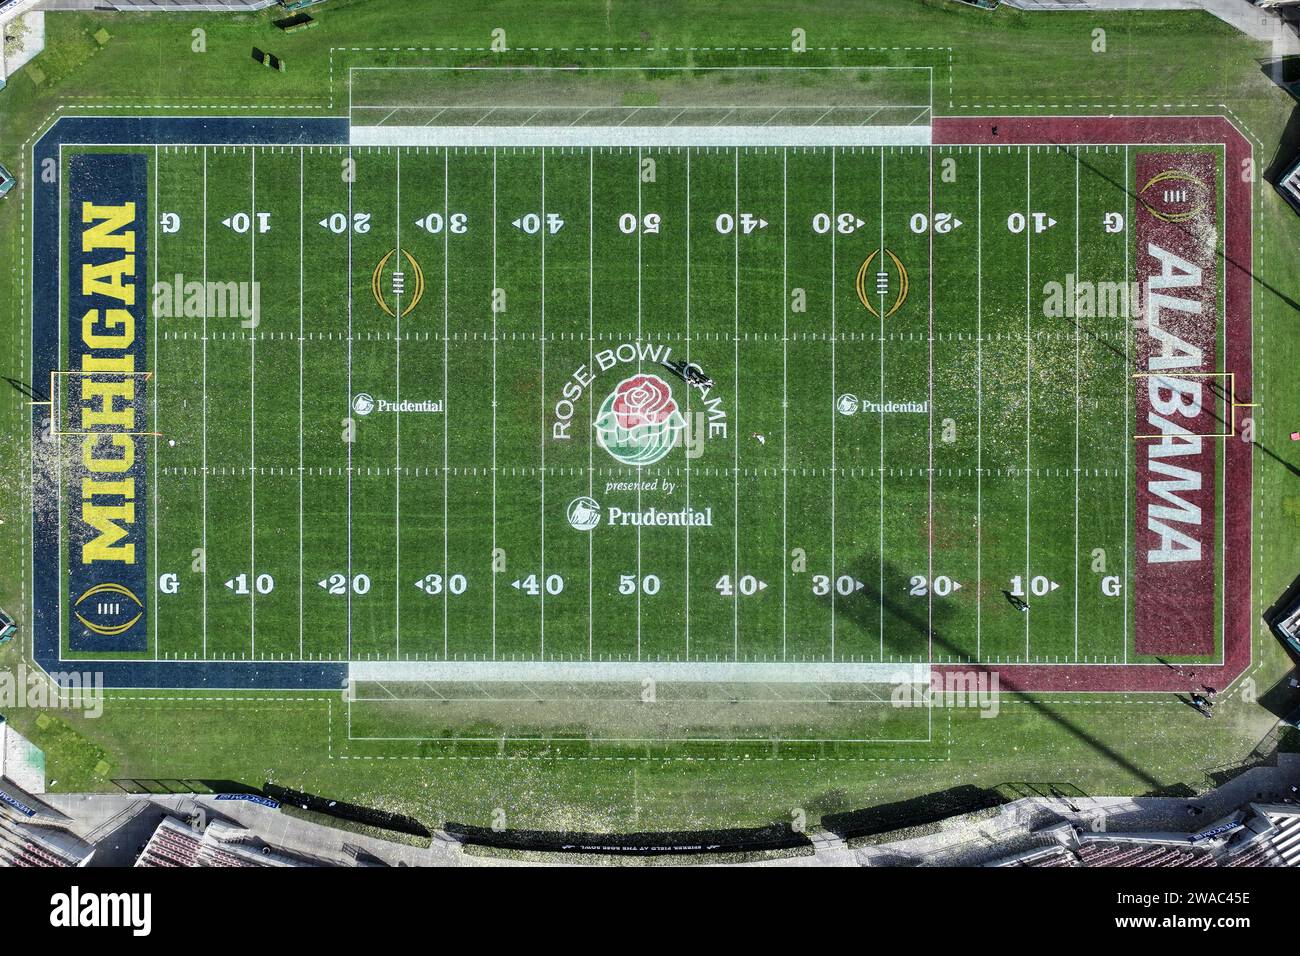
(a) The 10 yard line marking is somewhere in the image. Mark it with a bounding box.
[250,149,257,659]
[1024,148,1032,659]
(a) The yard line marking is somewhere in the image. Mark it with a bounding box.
[830,149,837,661]
[684,150,692,660]
[442,148,451,660]
[878,148,886,658]
[540,149,547,659]
[250,148,257,659]
[202,149,209,657]
[1073,150,1080,661]
[1024,147,1032,659]
[637,147,643,661]
[976,150,983,660]
[1123,145,1131,665]
[347,145,355,660]
[781,148,788,662]
[733,147,740,660]
[153,145,160,659]
[927,144,935,664]
[492,148,498,661]
[395,150,403,658]
[588,149,594,660]
[298,149,305,659]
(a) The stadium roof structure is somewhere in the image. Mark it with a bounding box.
[1275,153,1300,214]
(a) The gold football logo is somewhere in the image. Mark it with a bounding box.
[1138,169,1208,224]
[855,248,910,319]
[371,248,425,318]
[73,582,143,637]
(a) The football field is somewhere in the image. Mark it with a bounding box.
[41,120,1249,688]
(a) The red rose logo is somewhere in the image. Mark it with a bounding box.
[611,374,678,431]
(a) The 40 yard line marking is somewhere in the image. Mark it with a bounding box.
[733,147,740,660]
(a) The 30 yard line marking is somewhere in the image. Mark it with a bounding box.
[442,148,450,659]
[830,149,837,661]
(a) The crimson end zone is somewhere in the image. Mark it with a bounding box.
[932,116,1253,693]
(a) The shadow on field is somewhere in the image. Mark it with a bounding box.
[823,551,1164,790]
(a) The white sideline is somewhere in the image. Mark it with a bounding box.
[349,125,932,148]
[349,660,930,684]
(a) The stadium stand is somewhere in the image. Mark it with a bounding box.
[135,816,310,867]
[990,803,1300,867]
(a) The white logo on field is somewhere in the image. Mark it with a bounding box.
[567,496,602,531]
[352,393,375,416]
[837,394,859,416]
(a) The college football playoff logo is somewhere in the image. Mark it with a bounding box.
[593,374,686,467]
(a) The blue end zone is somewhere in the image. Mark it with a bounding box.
[31,116,350,690]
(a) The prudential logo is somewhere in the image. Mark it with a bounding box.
[567,496,602,531]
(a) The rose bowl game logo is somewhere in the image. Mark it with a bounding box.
[594,374,686,466]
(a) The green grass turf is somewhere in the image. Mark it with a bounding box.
[59,140,1204,668]
[0,0,1297,833]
